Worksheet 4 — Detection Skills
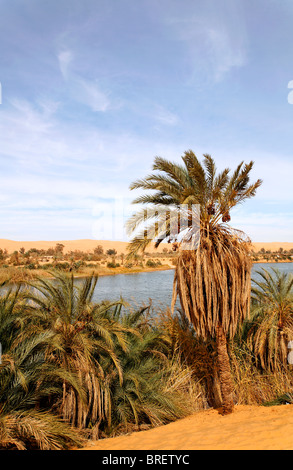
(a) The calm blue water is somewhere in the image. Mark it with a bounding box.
[90,263,293,310]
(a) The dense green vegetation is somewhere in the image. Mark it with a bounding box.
[0,272,199,449]
[0,268,292,449]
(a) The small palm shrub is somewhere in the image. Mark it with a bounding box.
[22,273,128,435]
[0,285,85,450]
[244,268,293,370]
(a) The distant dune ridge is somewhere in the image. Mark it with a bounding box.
[0,239,169,254]
[0,239,292,254]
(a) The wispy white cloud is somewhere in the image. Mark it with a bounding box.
[58,49,74,80]
[8,98,57,134]
[155,105,179,126]
[73,77,111,112]
[204,26,246,82]
[0,96,185,239]
[165,2,247,82]
[57,47,111,112]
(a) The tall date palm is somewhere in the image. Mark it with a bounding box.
[127,150,262,414]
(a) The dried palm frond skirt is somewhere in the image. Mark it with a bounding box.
[172,226,252,340]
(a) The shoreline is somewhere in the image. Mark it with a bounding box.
[63,259,293,281]
[0,263,175,284]
[72,264,175,279]
[0,259,292,284]
[253,259,293,264]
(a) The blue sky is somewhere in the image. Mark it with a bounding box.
[0,0,293,242]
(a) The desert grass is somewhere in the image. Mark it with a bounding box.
[157,306,293,409]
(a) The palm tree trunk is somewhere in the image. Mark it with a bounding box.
[216,324,234,414]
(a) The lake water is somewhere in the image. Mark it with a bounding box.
[90,262,293,311]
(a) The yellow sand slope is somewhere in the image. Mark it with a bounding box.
[0,239,169,254]
[82,405,293,451]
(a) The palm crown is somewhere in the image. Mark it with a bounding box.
[127,150,262,255]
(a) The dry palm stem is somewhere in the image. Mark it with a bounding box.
[171,227,252,414]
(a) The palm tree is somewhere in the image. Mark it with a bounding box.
[0,285,84,449]
[244,268,293,371]
[23,272,129,435]
[126,151,262,414]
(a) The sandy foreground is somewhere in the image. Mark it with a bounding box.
[81,405,293,451]
[0,239,293,254]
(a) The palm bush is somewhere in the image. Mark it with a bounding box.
[244,268,293,371]
[22,272,129,435]
[0,286,84,449]
[0,410,84,450]
[98,305,198,436]
[0,283,26,351]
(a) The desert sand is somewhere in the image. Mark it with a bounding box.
[0,239,169,254]
[0,239,293,254]
[252,242,293,253]
[82,404,293,451]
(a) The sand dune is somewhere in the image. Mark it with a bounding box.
[82,404,293,451]
[0,239,292,255]
[0,239,169,254]
[252,242,293,252]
